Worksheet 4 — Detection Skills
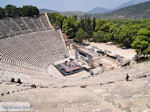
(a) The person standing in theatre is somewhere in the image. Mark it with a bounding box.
[126,73,129,81]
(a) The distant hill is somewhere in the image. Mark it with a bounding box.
[39,9,58,13]
[96,1,150,19]
[115,0,150,10]
[89,7,110,14]
[39,9,86,17]
[88,0,150,14]
[61,11,86,17]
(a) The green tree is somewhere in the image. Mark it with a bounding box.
[0,7,5,18]
[74,19,81,32]
[92,17,96,32]
[117,25,130,47]
[95,19,107,32]
[137,28,150,36]
[55,14,65,29]
[16,7,23,17]
[22,5,39,17]
[93,31,105,42]
[5,5,18,17]
[132,28,150,55]
[84,17,93,38]
[80,18,85,31]
[100,23,111,32]
[47,13,66,29]
[62,16,77,38]
[132,36,150,54]
[74,29,88,43]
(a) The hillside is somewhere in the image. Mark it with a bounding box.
[115,0,150,10]
[88,0,149,14]
[61,11,86,17]
[99,1,150,19]
[40,9,86,17]
[89,7,110,14]
[39,9,58,13]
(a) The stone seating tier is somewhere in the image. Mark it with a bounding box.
[0,14,52,39]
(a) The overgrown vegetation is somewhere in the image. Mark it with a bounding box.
[47,12,150,55]
[0,5,39,18]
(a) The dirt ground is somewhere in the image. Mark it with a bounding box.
[87,42,136,60]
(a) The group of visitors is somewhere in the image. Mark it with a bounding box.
[11,78,22,84]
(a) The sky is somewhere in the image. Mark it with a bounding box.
[0,0,131,12]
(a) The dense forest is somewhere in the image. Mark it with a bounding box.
[0,5,39,18]
[47,12,150,55]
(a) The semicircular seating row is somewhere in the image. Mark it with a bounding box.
[0,14,51,39]
[0,14,68,75]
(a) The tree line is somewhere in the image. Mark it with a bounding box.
[47,12,150,55]
[0,5,39,18]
